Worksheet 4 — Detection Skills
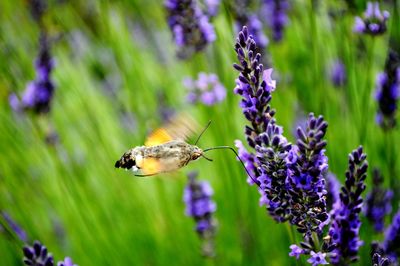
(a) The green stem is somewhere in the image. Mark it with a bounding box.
[359,37,375,145]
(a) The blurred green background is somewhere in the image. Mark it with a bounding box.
[0,0,399,265]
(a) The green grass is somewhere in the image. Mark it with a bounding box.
[1,0,399,265]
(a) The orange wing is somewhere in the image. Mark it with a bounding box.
[144,113,199,146]
[135,157,162,176]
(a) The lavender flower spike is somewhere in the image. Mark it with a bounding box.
[329,146,368,265]
[165,0,216,59]
[383,209,400,263]
[183,72,226,106]
[262,0,290,42]
[1,211,28,242]
[364,169,393,232]
[233,26,292,222]
[10,33,55,114]
[183,172,217,256]
[286,113,329,234]
[353,2,389,36]
[23,241,54,266]
[375,49,400,129]
[330,59,346,87]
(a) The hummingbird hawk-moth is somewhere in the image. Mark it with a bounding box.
[115,114,256,180]
[115,114,210,176]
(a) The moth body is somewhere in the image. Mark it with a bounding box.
[115,140,203,175]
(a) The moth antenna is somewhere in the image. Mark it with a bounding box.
[203,146,260,188]
[194,120,212,145]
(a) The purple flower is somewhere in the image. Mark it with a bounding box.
[235,140,259,185]
[165,0,215,59]
[57,257,77,266]
[383,209,400,262]
[364,169,393,232]
[204,0,220,17]
[325,172,341,213]
[371,242,391,266]
[286,114,329,235]
[28,0,47,22]
[307,251,329,266]
[233,27,293,222]
[353,2,389,36]
[330,59,347,87]
[183,172,217,256]
[23,241,54,266]
[289,244,304,259]
[10,33,55,114]
[328,146,368,265]
[23,241,78,266]
[375,50,400,129]
[1,212,27,242]
[183,72,226,106]
[262,0,290,42]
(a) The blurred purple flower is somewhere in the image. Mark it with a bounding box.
[383,209,400,263]
[184,72,226,106]
[165,0,216,59]
[1,212,27,242]
[10,33,55,114]
[204,0,220,17]
[262,0,289,42]
[328,146,368,265]
[354,2,389,36]
[57,257,77,266]
[364,169,393,232]
[183,172,217,256]
[325,172,341,213]
[330,60,347,87]
[375,50,400,130]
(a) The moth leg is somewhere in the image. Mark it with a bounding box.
[134,173,158,177]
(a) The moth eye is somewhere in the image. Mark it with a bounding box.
[191,153,200,160]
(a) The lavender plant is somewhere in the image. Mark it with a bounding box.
[23,241,54,266]
[364,169,393,232]
[286,113,329,234]
[23,241,77,266]
[233,26,292,222]
[229,1,269,62]
[183,172,217,257]
[9,33,55,114]
[262,0,290,42]
[183,72,226,106]
[354,2,389,36]
[374,49,400,129]
[328,146,368,265]
[0,212,27,242]
[371,242,391,266]
[383,209,400,263]
[330,59,347,87]
[165,0,216,59]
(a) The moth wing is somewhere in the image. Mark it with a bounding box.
[136,157,177,176]
[145,128,173,147]
[145,114,199,146]
[137,157,162,175]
